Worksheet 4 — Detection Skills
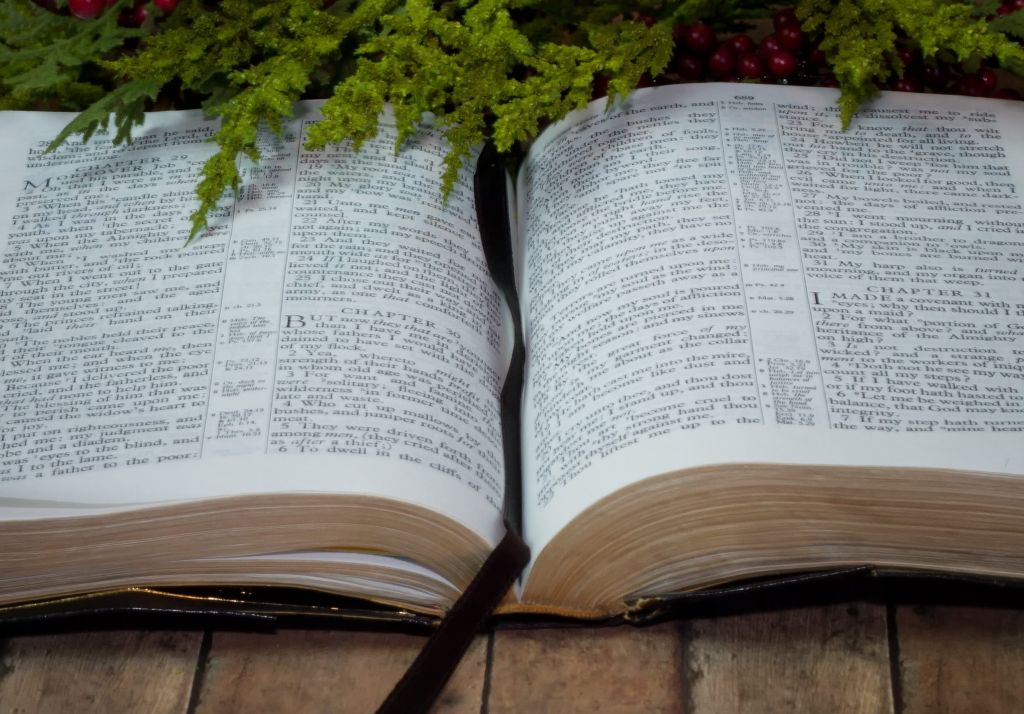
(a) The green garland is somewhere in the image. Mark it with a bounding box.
[2,0,1023,239]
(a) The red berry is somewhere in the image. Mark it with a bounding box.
[807,47,828,68]
[736,53,764,79]
[773,7,799,31]
[921,63,950,91]
[896,47,920,70]
[675,54,706,82]
[682,22,718,55]
[893,77,922,92]
[1014,0,1024,9]
[119,1,147,25]
[759,34,782,58]
[777,24,804,52]
[976,68,999,93]
[726,34,756,54]
[591,74,610,99]
[707,47,736,78]
[767,50,798,78]
[958,75,985,97]
[154,0,178,12]
[68,0,105,19]
[996,3,1013,15]
[794,61,817,85]
[993,87,1022,99]
[634,13,656,28]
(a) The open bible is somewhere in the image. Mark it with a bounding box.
[0,83,1022,622]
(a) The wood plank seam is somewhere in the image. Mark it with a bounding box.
[885,601,905,714]
[0,639,10,684]
[677,621,699,714]
[185,630,213,714]
[479,630,495,714]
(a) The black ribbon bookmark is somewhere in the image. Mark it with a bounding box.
[376,144,530,714]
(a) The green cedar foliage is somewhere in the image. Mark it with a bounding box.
[0,0,145,111]
[2,0,1024,239]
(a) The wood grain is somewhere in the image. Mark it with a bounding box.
[683,604,893,714]
[488,623,684,713]
[7,605,1024,713]
[0,630,202,714]
[896,605,1024,714]
[191,629,486,714]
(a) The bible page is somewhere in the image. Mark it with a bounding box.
[517,84,1024,551]
[0,104,508,546]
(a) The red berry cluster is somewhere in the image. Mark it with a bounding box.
[593,5,1023,101]
[65,0,177,24]
[892,45,1020,100]
[667,8,826,88]
[995,0,1024,16]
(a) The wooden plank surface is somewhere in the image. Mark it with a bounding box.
[3,604,1023,713]
[895,605,1024,714]
[192,630,486,714]
[0,631,202,714]
[488,623,685,713]
[682,604,893,714]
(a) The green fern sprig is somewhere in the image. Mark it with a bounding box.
[307,0,678,194]
[0,0,143,109]
[797,0,1024,126]
[5,0,1024,240]
[100,0,401,238]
